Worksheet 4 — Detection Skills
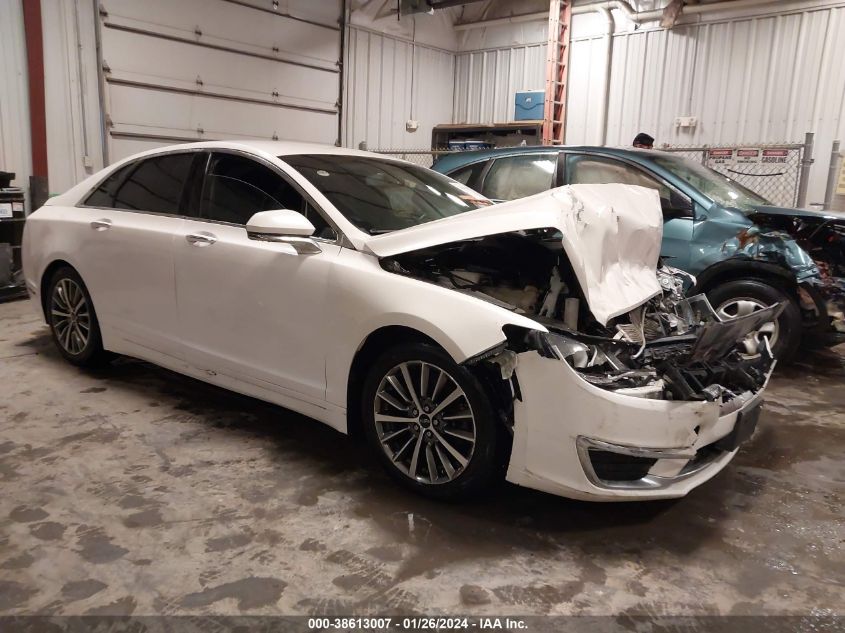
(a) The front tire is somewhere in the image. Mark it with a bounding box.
[706,279,802,362]
[362,342,502,500]
[46,266,112,368]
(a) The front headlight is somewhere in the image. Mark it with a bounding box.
[545,332,592,368]
[539,331,625,371]
[537,332,665,399]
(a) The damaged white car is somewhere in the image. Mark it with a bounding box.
[23,142,776,501]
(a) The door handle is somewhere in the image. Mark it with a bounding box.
[186,232,217,247]
[90,219,112,231]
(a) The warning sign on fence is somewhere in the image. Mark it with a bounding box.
[736,149,762,164]
[707,149,734,166]
[762,149,789,164]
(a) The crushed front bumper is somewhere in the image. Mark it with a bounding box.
[505,351,770,501]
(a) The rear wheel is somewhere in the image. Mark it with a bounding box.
[362,342,502,500]
[706,279,802,362]
[47,267,112,367]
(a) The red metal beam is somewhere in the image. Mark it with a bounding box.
[542,0,571,145]
[22,0,48,184]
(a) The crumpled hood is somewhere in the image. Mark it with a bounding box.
[748,204,844,261]
[749,205,845,224]
[365,184,664,325]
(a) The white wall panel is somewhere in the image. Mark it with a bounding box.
[566,2,845,205]
[100,0,340,155]
[350,0,459,51]
[566,36,609,144]
[0,0,31,208]
[41,0,104,197]
[453,44,545,124]
[100,28,338,111]
[107,83,334,159]
[103,0,340,72]
[456,18,546,52]
[343,26,454,150]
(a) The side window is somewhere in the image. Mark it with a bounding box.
[482,154,556,201]
[448,161,486,188]
[201,153,334,238]
[83,163,135,207]
[112,153,193,213]
[566,154,672,205]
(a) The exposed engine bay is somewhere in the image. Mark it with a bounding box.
[748,210,845,334]
[382,229,778,407]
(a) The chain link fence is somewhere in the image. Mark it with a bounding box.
[660,141,807,208]
[373,139,812,208]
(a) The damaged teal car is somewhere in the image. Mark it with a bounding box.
[434,146,845,361]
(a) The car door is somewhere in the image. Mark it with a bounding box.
[478,153,559,202]
[77,151,195,358]
[563,153,695,268]
[175,150,341,406]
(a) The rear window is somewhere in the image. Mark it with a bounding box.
[114,154,193,213]
[84,153,193,214]
[83,163,134,207]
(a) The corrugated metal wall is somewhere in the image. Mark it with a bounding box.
[451,0,547,124]
[41,0,104,197]
[452,44,546,124]
[343,26,455,150]
[0,0,32,207]
[6,0,844,206]
[0,0,106,204]
[566,2,845,205]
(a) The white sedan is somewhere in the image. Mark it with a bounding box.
[22,141,776,501]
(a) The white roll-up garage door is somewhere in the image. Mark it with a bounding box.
[97,0,341,162]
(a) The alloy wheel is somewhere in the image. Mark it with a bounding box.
[373,361,476,485]
[715,296,778,357]
[51,278,91,356]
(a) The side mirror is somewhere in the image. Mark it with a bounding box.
[246,209,321,254]
[246,209,315,237]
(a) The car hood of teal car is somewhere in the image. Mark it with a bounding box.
[749,205,845,222]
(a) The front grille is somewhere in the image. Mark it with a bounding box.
[588,449,657,482]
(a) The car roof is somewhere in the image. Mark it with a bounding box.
[433,144,662,172]
[47,140,412,214]
[136,139,377,158]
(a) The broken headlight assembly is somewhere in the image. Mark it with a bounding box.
[538,330,667,399]
[518,289,779,404]
[522,327,665,399]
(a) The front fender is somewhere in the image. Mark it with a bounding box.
[323,248,547,410]
[690,258,797,295]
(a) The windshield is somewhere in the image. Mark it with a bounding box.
[281,154,492,234]
[652,154,772,211]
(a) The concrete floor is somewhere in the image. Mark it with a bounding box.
[1,297,843,617]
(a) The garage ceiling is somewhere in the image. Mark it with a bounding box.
[98,0,342,161]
